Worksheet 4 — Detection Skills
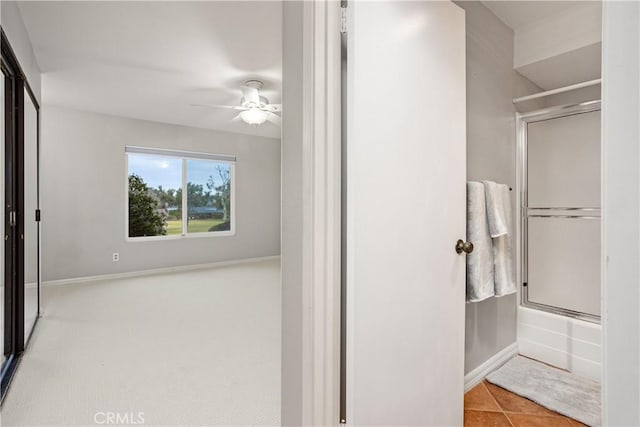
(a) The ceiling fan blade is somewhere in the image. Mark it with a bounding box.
[231,113,242,123]
[190,103,245,110]
[266,112,281,126]
[241,86,261,105]
[264,104,282,112]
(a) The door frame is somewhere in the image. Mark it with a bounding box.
[0,28,41,401]
[281,1,342,426]
[601,1,640,424]
[283,1,640,426]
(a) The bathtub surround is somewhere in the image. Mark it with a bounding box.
[516,101,602,378]
[517,307,601,381]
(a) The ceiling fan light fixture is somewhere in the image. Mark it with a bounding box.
[240,107,269,125]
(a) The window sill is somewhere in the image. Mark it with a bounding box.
[126,230,235,242]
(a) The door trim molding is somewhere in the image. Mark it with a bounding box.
[281,1,342,425]
[308,2,342,425]
[601,2,640,423]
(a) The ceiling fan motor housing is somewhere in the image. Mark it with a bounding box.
[244,79,264,90]
[241,80,268,107]
[241,95,269,108]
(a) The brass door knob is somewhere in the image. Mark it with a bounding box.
[456,239,474,254]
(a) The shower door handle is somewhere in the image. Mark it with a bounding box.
[455,239,474,254]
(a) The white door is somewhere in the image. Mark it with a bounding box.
[346,1,467,426]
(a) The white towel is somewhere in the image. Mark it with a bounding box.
[483,182,516,297]
[482,180,508,238]
[466,182,495,302]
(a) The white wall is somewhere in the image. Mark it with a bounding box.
[41,106,281,281]
[456,1,542,375]
[602,1,640,424]
[1,1,41,102]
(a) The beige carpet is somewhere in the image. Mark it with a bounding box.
[1,259,281,426]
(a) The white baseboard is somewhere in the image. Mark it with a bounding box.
[42,255,281,287]
[464,342,519,392]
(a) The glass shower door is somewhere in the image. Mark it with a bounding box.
[522,105,601,321]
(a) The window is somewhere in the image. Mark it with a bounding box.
[126,147,235,239]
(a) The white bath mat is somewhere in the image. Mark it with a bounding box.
[486,355,601,426]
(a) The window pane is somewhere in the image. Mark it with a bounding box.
[186,159,232,233]
[128,154,182,237]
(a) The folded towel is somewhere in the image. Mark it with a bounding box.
[491,184,516,297]
[466,182,495,302]
[482,180,509,238]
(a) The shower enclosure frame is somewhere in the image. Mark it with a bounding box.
[516,99,601,324]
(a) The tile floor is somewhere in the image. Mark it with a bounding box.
[464,380,588,427]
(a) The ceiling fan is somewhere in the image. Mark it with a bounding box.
[191,80,281,127]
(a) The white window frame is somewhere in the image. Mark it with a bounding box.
[125,146,236,242]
